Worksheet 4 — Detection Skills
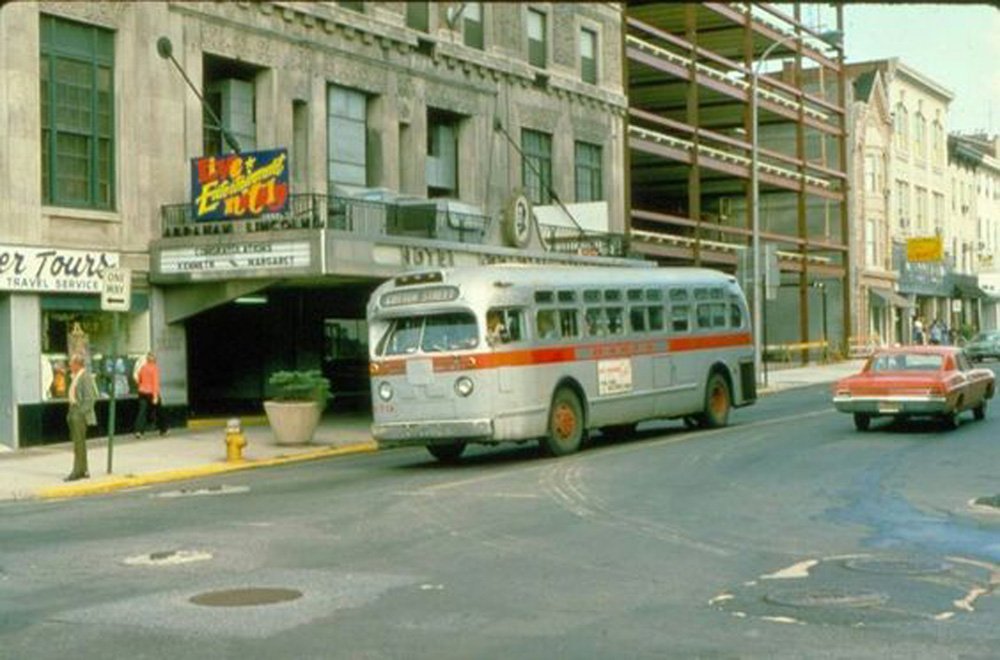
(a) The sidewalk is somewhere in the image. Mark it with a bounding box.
[0,360,864,502]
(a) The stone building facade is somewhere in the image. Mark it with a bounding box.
[0,2,630,448]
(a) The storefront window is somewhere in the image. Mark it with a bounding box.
[41,308,148,401]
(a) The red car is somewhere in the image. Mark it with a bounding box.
[833,346,995,431]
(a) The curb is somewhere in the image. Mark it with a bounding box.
[34,440,379,500]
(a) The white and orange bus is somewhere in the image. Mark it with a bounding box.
[367,265,756,461]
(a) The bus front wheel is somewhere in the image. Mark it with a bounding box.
[699,372,731,429]
[542,388,585,457]
[427,442,466,463]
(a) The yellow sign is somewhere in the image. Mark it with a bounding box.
[906,236,942,263]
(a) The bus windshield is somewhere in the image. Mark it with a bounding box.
[378,312,479,356]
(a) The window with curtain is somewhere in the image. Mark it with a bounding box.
[40,14,115,210]
[463,3,484,49]
[406,2,429,32]
[575,141,602,202]
[527,9,546,68]
[521,129,552,204]
[580,28,597,84]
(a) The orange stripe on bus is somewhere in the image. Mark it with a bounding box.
[369,332,751,375]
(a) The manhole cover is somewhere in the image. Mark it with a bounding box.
[843,557,952,576]
[764,588,888,609]
[190,587,303,607]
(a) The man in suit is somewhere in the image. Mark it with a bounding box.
[65,353,98,481]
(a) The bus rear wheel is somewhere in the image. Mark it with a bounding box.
[698,372,731,429]
[427,442,466,463]
[542,388,585,457]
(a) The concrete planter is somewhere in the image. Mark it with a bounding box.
[263,400,323,446]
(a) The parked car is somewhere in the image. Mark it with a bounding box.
[832,346,995,431]
[964,330,1000,362]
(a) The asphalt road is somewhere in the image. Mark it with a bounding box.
[2,369,998,659]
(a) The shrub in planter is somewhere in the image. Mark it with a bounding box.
[264,370,332,445]
[267,370,332,404]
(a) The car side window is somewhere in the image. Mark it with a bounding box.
[956,352,972,371]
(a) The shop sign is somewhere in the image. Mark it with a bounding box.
[0,245,118,293]
[191,148,289,221]
[159,241,311,275]
[906,236,943,263]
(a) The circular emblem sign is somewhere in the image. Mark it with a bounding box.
[503,194,533,249]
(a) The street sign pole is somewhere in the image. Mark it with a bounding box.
[100,267,131,474]
[107,311,118,474]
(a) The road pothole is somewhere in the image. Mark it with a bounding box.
[843,557,953,576]
[189,587,303,607]
[123,549,213,566]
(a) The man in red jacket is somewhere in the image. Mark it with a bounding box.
[133,352,168,437]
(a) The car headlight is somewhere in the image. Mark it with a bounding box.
[377,381,394,401]
[454,376,474,397]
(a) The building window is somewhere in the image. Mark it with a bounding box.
[463,2,484,50]
[406,2,429,32]
[897,180,910,229]
[39,15,115,210]
[916,113,928,161]
[894,103,908,151]
[527,9,547,68]
[580,28,597,84]
[864,154,878,193]
[933,192,944,232]
[865,219,877,267]
[575,141,602,202]
[327,85,368,189]
[427,108,460,198]
[522,129,552,204]
[915,187,927,231]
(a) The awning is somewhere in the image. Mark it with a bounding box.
[869,287,914,308]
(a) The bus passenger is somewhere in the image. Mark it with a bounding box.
[537,312,558,339]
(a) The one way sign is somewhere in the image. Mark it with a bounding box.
[101,268,132,312]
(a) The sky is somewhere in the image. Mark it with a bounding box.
[842,3,1000,134]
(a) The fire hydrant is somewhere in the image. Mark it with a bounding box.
[225,418,247,462]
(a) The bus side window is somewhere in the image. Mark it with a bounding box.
[696,304,712,329]
[607,307,624,335]
[559,309,579,338]
[729,303,743,329]
[629,306,647,333]
[585,308,606,336]
[487,308,524,344]
[536,309,559,340]
[648,306,664,331]
[671,305,689,332]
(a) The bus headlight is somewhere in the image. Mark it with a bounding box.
[454,376,474,397]
[377,381,394,401]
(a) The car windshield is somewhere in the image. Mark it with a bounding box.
[869,353,943,372]
[971,331,1000,342]
[378,312,479,356]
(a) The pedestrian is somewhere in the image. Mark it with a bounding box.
[65,353,98,481]
[912,317,924,345]
[133,351,168,437]
[929,319,942,345]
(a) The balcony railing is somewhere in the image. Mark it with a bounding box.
[161,193,631,258]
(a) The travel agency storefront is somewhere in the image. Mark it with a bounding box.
[0,245,151,449]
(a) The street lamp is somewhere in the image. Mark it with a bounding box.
[750,29,842,385]
[156,36,242,154]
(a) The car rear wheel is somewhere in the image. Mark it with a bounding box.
[853,413,871,431]
[427,442,466,463]
[541,388,585,457]
[973,399,987,421]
